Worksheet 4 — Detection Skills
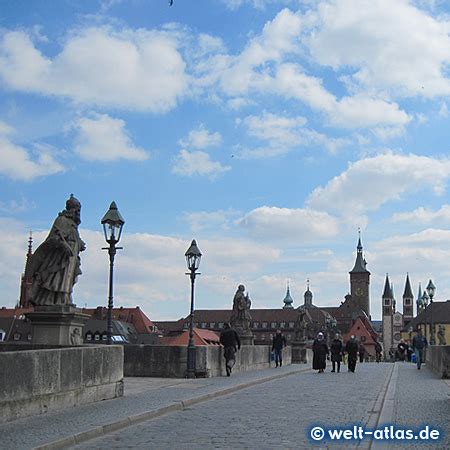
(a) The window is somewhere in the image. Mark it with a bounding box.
[86,333,92,341]
[218,322,224,329]
[253,322,259,328]
[27,333,32,341]
[210,322,216,328]
[262,322,268,328]
[0,332,3,341]
[271,322,277,328]
[287,334,291,340]
[201,322,207,328]
[289,322,294,328]
[94,334,100,341]
[384,299,390,306]
[360,336,366,342]
[404,299,411,305]
[102,335,107,341]
[280,322,285,328]
[13,332,21,341]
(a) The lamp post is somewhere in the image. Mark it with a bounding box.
[101,201,125,345]
[422,290,429,343]
[426,279,436,345]
[185,240,202,378]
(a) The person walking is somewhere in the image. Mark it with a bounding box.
[374,341,382,362]
[330,333,344,373]
[412,328,428,370]
[358,342,366,363]
[272,329,287,367]
[312,332,329,373]
[345,335,359,373]
[219,323,241,376]
[397,339,407,361]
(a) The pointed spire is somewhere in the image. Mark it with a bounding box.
[382,273,392,298]
[403,273,413,298]
[350,230,370,273]
[417,282,422,302]
[282,280,294,309]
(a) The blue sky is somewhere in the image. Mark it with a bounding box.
[2,0,450,320]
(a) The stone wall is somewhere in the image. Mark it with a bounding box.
[0,345,124,423]
[426,345,450,378]
[124,344,291,378]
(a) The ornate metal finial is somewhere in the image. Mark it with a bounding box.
[306,278,310,290]
[27,230,33,256]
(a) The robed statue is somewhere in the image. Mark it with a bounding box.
[30,194,86,307]
[230,284,252,331]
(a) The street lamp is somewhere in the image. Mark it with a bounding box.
[185,239,202,378]
[426,279,436,345]
[422,290,429,343]
[101,201,125,345]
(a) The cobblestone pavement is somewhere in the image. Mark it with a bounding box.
[382,362,450,450]
[0,364,307,450]
[73,362,395,450]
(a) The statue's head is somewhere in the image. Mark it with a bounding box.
[65,194,81,224]
[238,284,245,291]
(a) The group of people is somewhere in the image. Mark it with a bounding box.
[312,333,363,373]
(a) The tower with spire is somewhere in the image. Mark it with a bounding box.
[303,279,313,308]
[382,273,394,356]
[19,232,34,308]
[349,231,371,318]
[282,281,294,309]
[402,274,414,326]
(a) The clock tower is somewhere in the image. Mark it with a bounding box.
[349,233,371,318]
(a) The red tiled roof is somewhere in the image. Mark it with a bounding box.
[0,307,33,318]
[160,328,220,346]
[82,307,156,335]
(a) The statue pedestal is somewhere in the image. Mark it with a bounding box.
[239,333,254,345]
[26,305,90,346]
[291,340,307,363]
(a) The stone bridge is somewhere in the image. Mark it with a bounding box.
[0,361,448,449]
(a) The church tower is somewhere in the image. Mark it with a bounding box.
[19,232,33,308]
[349,232,371,318]
[282,281,294,309]
[402,274,414,326]
[382,274,394,355]
[303,279,313,308]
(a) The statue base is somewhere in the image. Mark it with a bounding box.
[239,333,254,345]
[291,340,308,363]
[26,305,90,346]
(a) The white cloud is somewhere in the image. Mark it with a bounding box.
[236,111,348,158]
[0,122,64,181]
[0,27,187,112]
[275,64,412,129]
[183,209,240,233]
[391,204,450,225]
[172,149,231,179]
[307,152,450,214]
[306,0,450,98]
[221,0,291,10]
[178,124,222,149]
[237,206,340,241]
[73,113,148,162]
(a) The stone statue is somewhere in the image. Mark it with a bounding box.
[30,195,86,307]
[230,284,252,331]
[437,325,446,345]
[294,310,307,341]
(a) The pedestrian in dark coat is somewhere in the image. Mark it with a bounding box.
[272,329,287,367]
[330,334,344,373]
[312,332,329,373]
[345,335,359,373]
[358,342,366,363]
[219,323,241,376]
